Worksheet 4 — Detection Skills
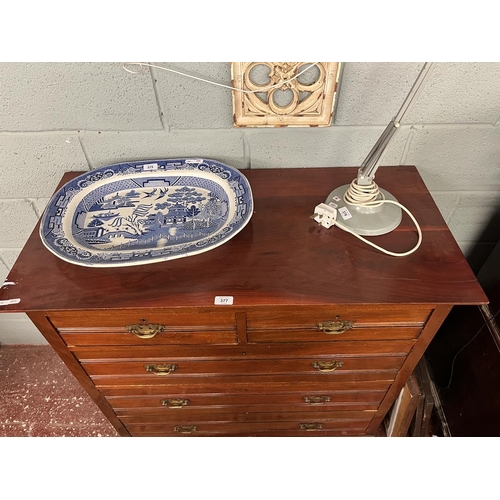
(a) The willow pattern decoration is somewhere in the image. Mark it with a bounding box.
[231,62,342,127]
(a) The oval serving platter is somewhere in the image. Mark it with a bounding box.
[40,158,253,267]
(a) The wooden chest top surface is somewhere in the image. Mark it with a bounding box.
[0,166,487,311]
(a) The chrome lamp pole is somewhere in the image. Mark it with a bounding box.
[325,62,437,236]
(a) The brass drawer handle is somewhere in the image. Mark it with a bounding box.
[299,422,323,431]
[174,425,198,434]
[161,398,190,408]
[303,395,332,405]
[317,317,353,334]
[312,360,344,372]
[144,363,178,375]
[128,322,165,339]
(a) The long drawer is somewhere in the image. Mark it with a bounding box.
[91,372,397,388]
[71,341,416,360]
[125,419,371,436]
[118,409,375,424]
[81,356,405,377]
[107,391,386,412]
[98,379,393,396]
[116,403,380,414]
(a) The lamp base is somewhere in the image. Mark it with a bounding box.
[325,184,402,236]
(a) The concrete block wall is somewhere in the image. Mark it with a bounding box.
[1,62,499,343]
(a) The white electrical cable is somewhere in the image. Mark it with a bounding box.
[336,179,422,257]
[122,62,320,94]
[344,179,386,206]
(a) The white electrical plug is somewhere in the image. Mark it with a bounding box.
[311,203,338,229]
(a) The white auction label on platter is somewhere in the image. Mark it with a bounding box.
[142,163,159,171]
[214,296,234,305]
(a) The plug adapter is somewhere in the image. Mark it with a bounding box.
[311,203,338,229]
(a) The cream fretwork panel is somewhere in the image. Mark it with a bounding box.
[231,62,342,127]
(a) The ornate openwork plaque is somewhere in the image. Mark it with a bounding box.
[231,62,342,127]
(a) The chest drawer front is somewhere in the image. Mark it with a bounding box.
[59,330,237,347]
[106,391,386,412]
[81,356,405,378]
[98,379,393,396]
[118,403,379,414]
[248,326,421,343]
[92,373,397,388]
[119,409,376,425]
[125,419,371,436]
[49,309,237,330]
[247,305,433,330]
[71,340,416,360]
[50,308,238,346]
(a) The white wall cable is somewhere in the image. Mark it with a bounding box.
[122,62,320,94]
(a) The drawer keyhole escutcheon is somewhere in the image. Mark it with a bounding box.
[299,422,323,431]
[161,398,190,408]
[317,317,354,334]
[312,360,344,372]
[128,321,165,339]
[174,425,198,434]
[303,395,332,404]
[144,363,178,375]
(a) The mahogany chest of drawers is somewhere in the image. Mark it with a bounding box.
[0,166,487,437]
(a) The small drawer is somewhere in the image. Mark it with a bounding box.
[59,330,237,347]
[246,305,433,330]
[248,326,421,343]
[51,308,238,346]
[49,308,237,330]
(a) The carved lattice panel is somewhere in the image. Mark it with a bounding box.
[231,62,342,127]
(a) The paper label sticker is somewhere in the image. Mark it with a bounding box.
[142,163,159,171]
[214,296,234,305]
[0,298,21,306]
[338,207,352,220]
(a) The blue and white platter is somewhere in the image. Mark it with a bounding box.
[40,158,254,267]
